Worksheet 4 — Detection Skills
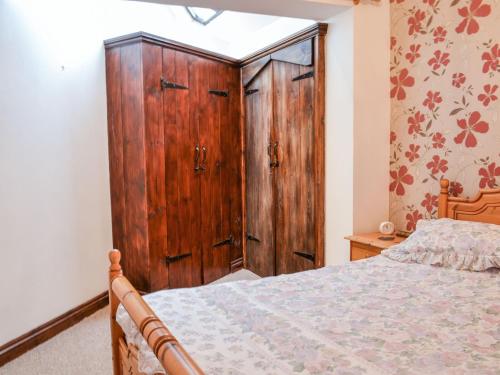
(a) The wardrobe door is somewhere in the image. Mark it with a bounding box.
[245,64,276,277]
[162,49,203,288]
[199,60,231,284]
[273,61,316,275]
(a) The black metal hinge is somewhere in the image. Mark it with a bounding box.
[160,77,189,90]
[213,234,234,248]
[165,252,192,264]
[246,233,261,243]
[292,70,314,82]
[245,89,259,96]
[294,251,315,262]
[208,89,228,97]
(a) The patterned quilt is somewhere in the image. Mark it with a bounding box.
[116,256,500,374]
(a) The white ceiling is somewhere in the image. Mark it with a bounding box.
[168,6,317,58]
[120,0,353,58]
[123,1,329,59]
[138,0,351,20]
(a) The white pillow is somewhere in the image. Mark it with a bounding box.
[382,218,500,271]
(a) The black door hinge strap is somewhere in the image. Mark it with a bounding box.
[294,251,315,262]
[165,253,192,264]
[161,77,189,90]
[292,70,314,82]
[208,89,228,97]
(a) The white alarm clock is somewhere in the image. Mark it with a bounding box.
[379,221,395,236]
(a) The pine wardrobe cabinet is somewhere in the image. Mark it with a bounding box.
[243,25,327,277]
[104,33,243,292]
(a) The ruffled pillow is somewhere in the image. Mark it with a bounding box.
[382,218,500,271]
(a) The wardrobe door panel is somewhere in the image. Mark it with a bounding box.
[163,49,202,288]
[200,61,231,284]
[245,64,276,277]
[273,61,316,275]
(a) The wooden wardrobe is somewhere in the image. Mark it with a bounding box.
[104,24,326,291]
[104,33,243,292]
[242,25,326,277]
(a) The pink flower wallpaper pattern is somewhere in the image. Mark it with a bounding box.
[390,0,500,231]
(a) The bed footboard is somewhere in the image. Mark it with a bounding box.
[108,250,204,375]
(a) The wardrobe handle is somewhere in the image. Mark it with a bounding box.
[268,143,274,168]
[273,142,279,168]
[194,144,200,172]
[268,142,279,168]
[200,146,207,171]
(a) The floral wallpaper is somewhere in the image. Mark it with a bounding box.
[390,0,500,231]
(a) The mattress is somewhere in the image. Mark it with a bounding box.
[116,256,500,374]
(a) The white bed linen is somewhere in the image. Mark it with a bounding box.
[116,256,500,374]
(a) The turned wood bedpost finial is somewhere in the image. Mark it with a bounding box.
[109,249,122,279]
[438,179,450,218]
[440,179,449,191]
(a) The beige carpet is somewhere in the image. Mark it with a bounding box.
[1,307,112,375]
[1,269,260,374]
[209,268,261,284]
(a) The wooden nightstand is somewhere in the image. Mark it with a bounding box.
[345,233,406,261]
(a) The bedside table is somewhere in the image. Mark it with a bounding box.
[344,232,405,261]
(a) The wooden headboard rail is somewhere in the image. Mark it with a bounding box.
[438,179,500,225]
[109,250,204,375]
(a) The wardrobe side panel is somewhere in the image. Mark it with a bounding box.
[245,64,276,277]
[105,48,127,275]
[313,34,326,268]
[226,65,244,269]
[142,43,169,291]
[119,43,150,291]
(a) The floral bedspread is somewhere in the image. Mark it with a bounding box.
[116,257,500,374]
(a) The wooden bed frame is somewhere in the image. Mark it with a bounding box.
[109,179,500,375]
[438,179,500,224]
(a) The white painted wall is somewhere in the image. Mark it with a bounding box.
[352,1,390,234]
[0,0,113,345]
[324,2,390,265]
[324,8,354,265]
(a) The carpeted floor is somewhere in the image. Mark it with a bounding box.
[1,269,260,374]
[1,307,112,375]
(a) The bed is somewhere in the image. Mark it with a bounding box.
[108,179,500,375]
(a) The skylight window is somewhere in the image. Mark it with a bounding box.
[185,7,223,26]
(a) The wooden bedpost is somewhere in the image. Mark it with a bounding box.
[438,179,449,218]
[108,250,204,374]
[109,250,123,375]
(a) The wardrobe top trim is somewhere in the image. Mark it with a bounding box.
[240,23,327,66]
[103,23,328,67]
[104,31,239,65]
